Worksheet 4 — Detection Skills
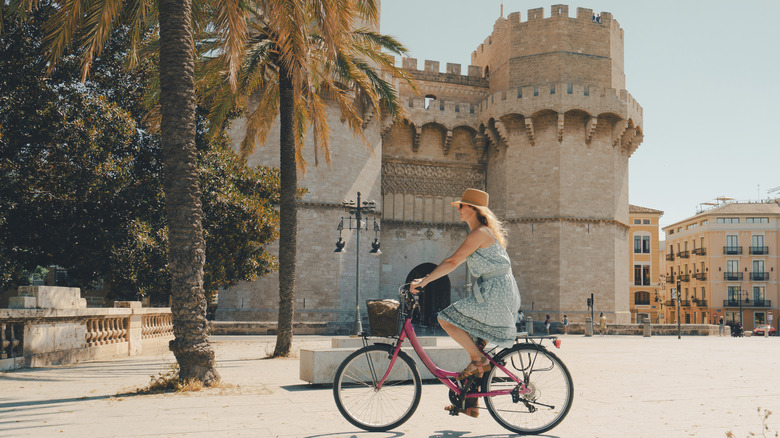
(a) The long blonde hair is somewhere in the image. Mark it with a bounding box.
[473,206,508,248]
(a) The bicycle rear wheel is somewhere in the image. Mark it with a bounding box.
[483,344,573,435]
[333,344,422,432]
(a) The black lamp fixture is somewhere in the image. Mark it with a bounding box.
[369,219,381,255]
[334,219,346,253]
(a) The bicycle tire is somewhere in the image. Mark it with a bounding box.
[333,344,422,432]
[482,344,574,435]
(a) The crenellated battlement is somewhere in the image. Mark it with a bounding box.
[471,5,626,91]
[394,56,489,87]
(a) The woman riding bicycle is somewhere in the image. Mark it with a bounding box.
[411,188,522,382]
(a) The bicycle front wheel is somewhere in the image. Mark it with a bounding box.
[483,344,573,435]
[333,344,422,432]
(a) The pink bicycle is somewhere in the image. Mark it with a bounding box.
[333,284,574,435]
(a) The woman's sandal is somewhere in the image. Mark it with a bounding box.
[456,356,491,381]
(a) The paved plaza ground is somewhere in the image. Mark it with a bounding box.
[1,334,779,437]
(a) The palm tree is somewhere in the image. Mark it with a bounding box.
[3,0,253,384]
[199,0,415,356]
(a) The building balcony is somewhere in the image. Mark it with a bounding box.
[666,276,674,284]
[693,272,707,281]
[750,272,769,281]
[677,250,690,259]
[749,246,769,255]
[665,253,675,261]
[679,274,691,282]
[723,299,771,308]
[723,246,743,255]
[724,272,743,281]
[692,299,708,307]
[692,247,707,256]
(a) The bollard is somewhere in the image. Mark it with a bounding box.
[526,316,534,335]
[643,317,651,337]
[585,317,593,337]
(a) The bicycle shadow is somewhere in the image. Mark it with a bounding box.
[304,431,559,438]
[428,432,559,438]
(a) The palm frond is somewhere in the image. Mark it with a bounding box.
[240,80,279,158]
[42,0,89,75]
[212,0,249,89]
[78,0,125,80]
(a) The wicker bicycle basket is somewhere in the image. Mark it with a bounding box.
[366,299,401,337]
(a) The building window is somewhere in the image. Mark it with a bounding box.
[634,219,641,224]
[635,291,650,305]
[717,217,739,224]
[727,260,739,273]
[753,286,766,305]
[727,286,740,303]
[643,219,650,224]
[634,264,650,286]
[634,234,651,253]
[746,217,769,223]
[701,220,708,225]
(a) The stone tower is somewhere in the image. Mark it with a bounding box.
[217,5,643,330]
[378,5,643,325]
[475,6,643,323]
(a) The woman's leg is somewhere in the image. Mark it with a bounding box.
[438,317,482,361]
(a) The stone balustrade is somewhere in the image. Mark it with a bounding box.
[142,313,174,339]
[1,286,173,371]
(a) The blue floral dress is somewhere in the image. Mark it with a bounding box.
[438,239,521,348]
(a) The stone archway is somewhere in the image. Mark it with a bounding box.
[405,263,451,327]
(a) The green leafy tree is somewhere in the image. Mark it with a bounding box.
[200,0,416,357]
[1,1,276,383]
[0,0,260,384]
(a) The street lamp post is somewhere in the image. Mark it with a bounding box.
[738,287,750,331]
[676,280,681,339]
[334,192,379,335]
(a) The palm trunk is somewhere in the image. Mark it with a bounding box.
[158,0,218,383]
[273,65,297,357]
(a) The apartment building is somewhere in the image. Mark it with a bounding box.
[629,205,665,323]
[662,202,780,331]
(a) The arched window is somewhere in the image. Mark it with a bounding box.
[424,94,437,109]
[634,291,650,305]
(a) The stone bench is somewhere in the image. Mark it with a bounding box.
[300,337,469,384]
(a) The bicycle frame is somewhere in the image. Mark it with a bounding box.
[375,315,528,399]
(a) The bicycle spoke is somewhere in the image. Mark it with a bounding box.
[333,345,421,432]
[484,345,573,435]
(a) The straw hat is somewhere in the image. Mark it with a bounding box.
[451,188,489,208]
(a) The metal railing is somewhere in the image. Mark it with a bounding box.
[749,246,769,255]
[693,272,707,281]
[692,247,707,256]
[677,250,690,258]
[665,253,675,261]
[724,272,743,281]
[679,274,690,282]
[750,272,769,281]
[723,246,743,255]
[723,299,771,308]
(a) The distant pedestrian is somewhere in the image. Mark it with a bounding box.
[718,316,724,336]
[545,314,551,334]
[592,12,596,22]
[563,315,569,335]
[599,312,607,336]
[596,14,601,23]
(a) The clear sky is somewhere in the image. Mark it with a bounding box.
[380,1,780,237]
